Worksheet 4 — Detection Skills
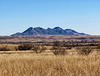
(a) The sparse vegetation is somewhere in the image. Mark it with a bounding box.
[77,47,92,56]
[97,45,100,49]
[32,45,47,53]
[51,41,68,55]
[40,45,47,53]
[0,42,99,76]
[0,54,99,76]
[32,45,40,53]
[0,45,10,51]
[53,41,62,46]
[18,44,33,50]
[51,46,67,55]
[1,36,100,44]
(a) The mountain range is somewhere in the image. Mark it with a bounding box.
[11,27,88,36]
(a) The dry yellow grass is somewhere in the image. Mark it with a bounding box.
[0,44,18,51]
[0,52,99,76]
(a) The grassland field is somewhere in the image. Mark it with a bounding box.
[0,36,100,76]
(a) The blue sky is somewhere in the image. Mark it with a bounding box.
[0,0,100,35]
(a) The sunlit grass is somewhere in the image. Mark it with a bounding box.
[0,52,99,76]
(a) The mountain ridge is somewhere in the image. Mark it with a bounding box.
[11,27,88,36]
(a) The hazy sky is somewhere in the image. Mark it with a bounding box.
[0,0,100,35]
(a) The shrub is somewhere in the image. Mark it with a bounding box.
[51,46,67,55]
[95,45,100,52]
[40,45,47,53]
[15,46,18,51]
[77,47,92,56]
[66,47,72,50]
[32,45,47,53]
[0,46,10,51]
[18,44,33,50]
[97,45,100,49]
[53,41,62,46]
[32,45,40,53]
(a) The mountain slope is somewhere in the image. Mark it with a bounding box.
[11,27,88,36]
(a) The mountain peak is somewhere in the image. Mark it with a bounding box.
[34,27,44,30]
[54,27,63,30]
[11,27,88,36]
[27,27,34,30]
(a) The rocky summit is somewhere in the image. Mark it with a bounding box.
[11,27,87,36]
